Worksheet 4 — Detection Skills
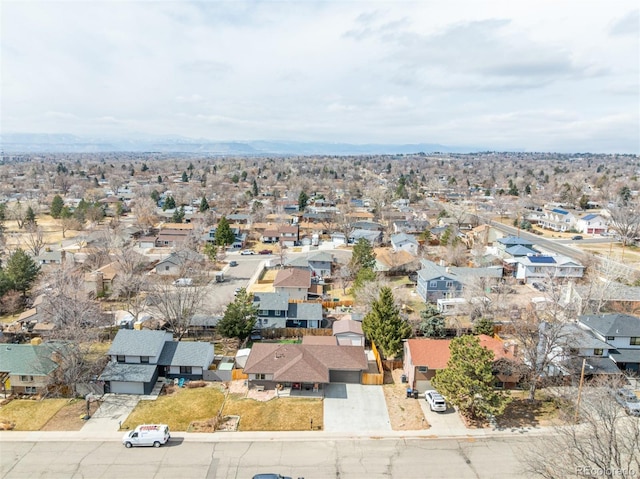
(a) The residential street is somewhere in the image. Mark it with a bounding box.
[0,435,537,479]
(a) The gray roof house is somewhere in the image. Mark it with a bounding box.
[253,292,324,329]
[416,259,503,302]
[99,329,214,394]
[578,313,640,374]
[390,233,419,255]
[285,251,334,279]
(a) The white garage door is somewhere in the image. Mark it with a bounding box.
[109,381,145,395]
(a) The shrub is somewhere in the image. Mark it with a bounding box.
[186,380,206,389]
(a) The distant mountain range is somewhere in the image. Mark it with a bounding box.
[0,133,478,155]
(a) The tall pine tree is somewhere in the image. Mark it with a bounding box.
[362,287,412,359]
[215,216,236,247]
[432,335,511,421]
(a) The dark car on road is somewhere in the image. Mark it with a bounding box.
[572,235,583,240]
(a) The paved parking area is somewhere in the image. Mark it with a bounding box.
[323,383,391,433]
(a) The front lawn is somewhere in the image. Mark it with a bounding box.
[0,399,70,430]
[122,386,225,431]
[496,389,567,428]
[222,394,323,431]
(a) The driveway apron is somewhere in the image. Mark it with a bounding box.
[323,383,391,432]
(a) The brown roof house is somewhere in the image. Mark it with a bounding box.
[243,343,368,394]
[403,335,520,392]
[84,262,118,296]
[273,268,312,301]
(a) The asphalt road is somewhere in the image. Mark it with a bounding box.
[0,436,536,479]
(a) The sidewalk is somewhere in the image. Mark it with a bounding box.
[1,422,556,444]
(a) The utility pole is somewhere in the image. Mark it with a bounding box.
[574,358,587,423]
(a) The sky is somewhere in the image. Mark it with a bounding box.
[1,1,639,153]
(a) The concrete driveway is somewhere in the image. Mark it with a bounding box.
[418,395,468,436]
[323,383,391,433]
[80,394,140,433]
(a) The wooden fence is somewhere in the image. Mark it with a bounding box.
[361,342,384,385]
[258,328,333,340]
[231,369,248,380]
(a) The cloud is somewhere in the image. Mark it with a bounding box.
[609,9,639,36]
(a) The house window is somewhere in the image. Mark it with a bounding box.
[606,336,615,341]
[140,356,149,364]
[25,386,37,394]
[179,366,192,374]
[259,310,267,316]
[116,355,125,363]
[445,281,453,288]
[429,281,437,288]
[20,375,34,382]
[630,337,640,346]
[263,319,268,325]
[255,374,266,380]
[165,266,170,271]
[594,349,604,356]
[417,366,428,373]
[275,310,281,316]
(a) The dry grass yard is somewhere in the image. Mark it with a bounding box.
[0,398,70,431]
[222,394,323,431]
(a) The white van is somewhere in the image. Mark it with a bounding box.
[173,278,193,287]
[122,424,171,448]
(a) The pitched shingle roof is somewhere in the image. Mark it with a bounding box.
[288,302,323,321]
[0,343,64,376]
[99,362,157,383]
[108,330,173,357]
[158,341,213,368]
[406,335,515,370]
[273,268,311,288]
[253,292,289,311]
[244,344,367,383]
[579,313,640,337]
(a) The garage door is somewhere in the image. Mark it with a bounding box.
[329,370,361,383]
[109,381,145,395]
[415,379,429,393]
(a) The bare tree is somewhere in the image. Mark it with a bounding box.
[110,247,151,320]
[24,224,46,257]
[606,202,640,246]
[132,196,158,235]
[524,380,640,479]
[504,308,573,401]
[146,276,210,340]
[37,264,110,396]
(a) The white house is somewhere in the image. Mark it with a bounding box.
[576,213,608,235]
[506,254,584,282]
[539,207,577,232]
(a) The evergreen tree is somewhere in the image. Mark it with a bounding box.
[217,289,257,343]
[157,175,163,183]
[141,163,149,172]
[25,206,37,226]
[298,191,309,211]
[432,335,511,421]
[215,216,236,246]
[252,179,259,197]
[171,206,185,223]
[231,174,240,184]
[50,195,64,219]
[352,267,376,292]
[199,196,210,212]
[473,317,495,336]
[350,238,376,273]
[163,196,176,211]
[362,287,412,359]
[419,304,446,338]
[181,171,189,182]
[5,248,40,296]
[150,190,160,204]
